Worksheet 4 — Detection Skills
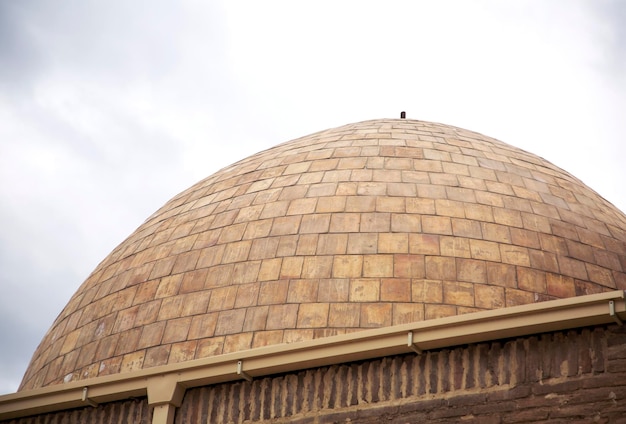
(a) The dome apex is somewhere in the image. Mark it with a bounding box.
[19,119,626,391]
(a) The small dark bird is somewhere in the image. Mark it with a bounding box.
[400,111,406,119]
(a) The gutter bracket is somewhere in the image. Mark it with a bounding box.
[609,300,624,326]
[407,332,422,354]
[81,387,98,408]
[237,360,253,382]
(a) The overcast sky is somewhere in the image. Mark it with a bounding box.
[1,0,624,394]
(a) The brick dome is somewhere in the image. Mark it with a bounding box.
[20,119,626,391]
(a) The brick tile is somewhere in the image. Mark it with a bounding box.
[412,280,443,303]
[297,303,330,328]
[409,234,440,255]
[443,281,475,307]
[286,198,317,215]
[481,222,512,243]
[207,286,237,311]
[557,256,589,280]
[333,255,363,278]
[357,181,387,196]
[162,317,192,344]
[329,303,360,327]
[378,233,408,253]
[317,233,348,254]
[435,200,466,218]
[248,237,279,260]
[380,279,411,301]
[500,245,531,266]
[232,261,261,284]
[493,208,523,227]
[440,237,471,258]
[330,213,361,232]
[255,278,288,306]
[565,240,595,262]
[278,185,308,200]
[214,309,246,335]
[475,191,504,207]
[137,321,166,349]
[586,263,616,288]
[360,303,392,327]
[266,304,299,330]
[546,273,576,298]
[287,279,319,303]
[402,170,430,183]
[180,291,210,316]
[425,304,457,320]
[242,219,273,240]
[387,182,417,197]
[316,196,347,213]
[252,330,285,348]
[521,212,551,233]
[195,337,224,358]
[373,169,402,182]
[539,234,568,255]
[179,269,208,294]
[349,279,380,301]
[464,203,494,223]
[217,223,246,244]
[347,233,378,254]
[363,254,394,277]
[157,295,184,321]
[510,228,541,248]
[242,306,269,332]
[280,256,303,279]
[169,340,197,364]
[475,285,505,309]
[394,254,425,278]
[188,313,218,339]
[430,172,459,186]
[505,288,535,307]
[456,258,487,283]
[234,282,260,308]
[221,240,252,263]
[317,279,349,302]
[345,196,376,212]
[376,196,405,212]
[390,214,420,234]
[423,216,453,235]
[301,256,333,278]
[528,249,559,273]
[270,215,302,236]
[360,212,391,232]
[425,256,456,280]
[257,258,282,281]
[222,333,253,354]
[143,345,171,368]
[469,239,501,261]
[406,198,436,214]
[452,218,482,238]
[120,351,145,373]
[299,214,330,234]
[517,268,546,293]
[392,303,424,325]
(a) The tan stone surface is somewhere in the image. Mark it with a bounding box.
[20,118,626,390]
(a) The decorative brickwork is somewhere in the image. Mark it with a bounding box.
[19,120,626,391]
[5,325,624,423]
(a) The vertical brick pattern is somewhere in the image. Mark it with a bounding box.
[2,397,150,424]
[171,325,626,423]
[19,119,626,391]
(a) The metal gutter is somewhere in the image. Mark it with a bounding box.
[1,290,624,422]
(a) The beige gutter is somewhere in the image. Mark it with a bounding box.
[1,290,624,423]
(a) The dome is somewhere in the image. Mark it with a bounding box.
[20,119,626,391]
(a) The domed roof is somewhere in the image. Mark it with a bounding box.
[20,119,626,391]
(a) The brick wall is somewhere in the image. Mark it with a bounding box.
[175,324,626,423]
[2,397,150,424]
[4,324,625,423]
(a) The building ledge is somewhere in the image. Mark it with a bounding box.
[1,290,624,422]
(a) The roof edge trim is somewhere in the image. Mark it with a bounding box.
[1,290,625,420]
